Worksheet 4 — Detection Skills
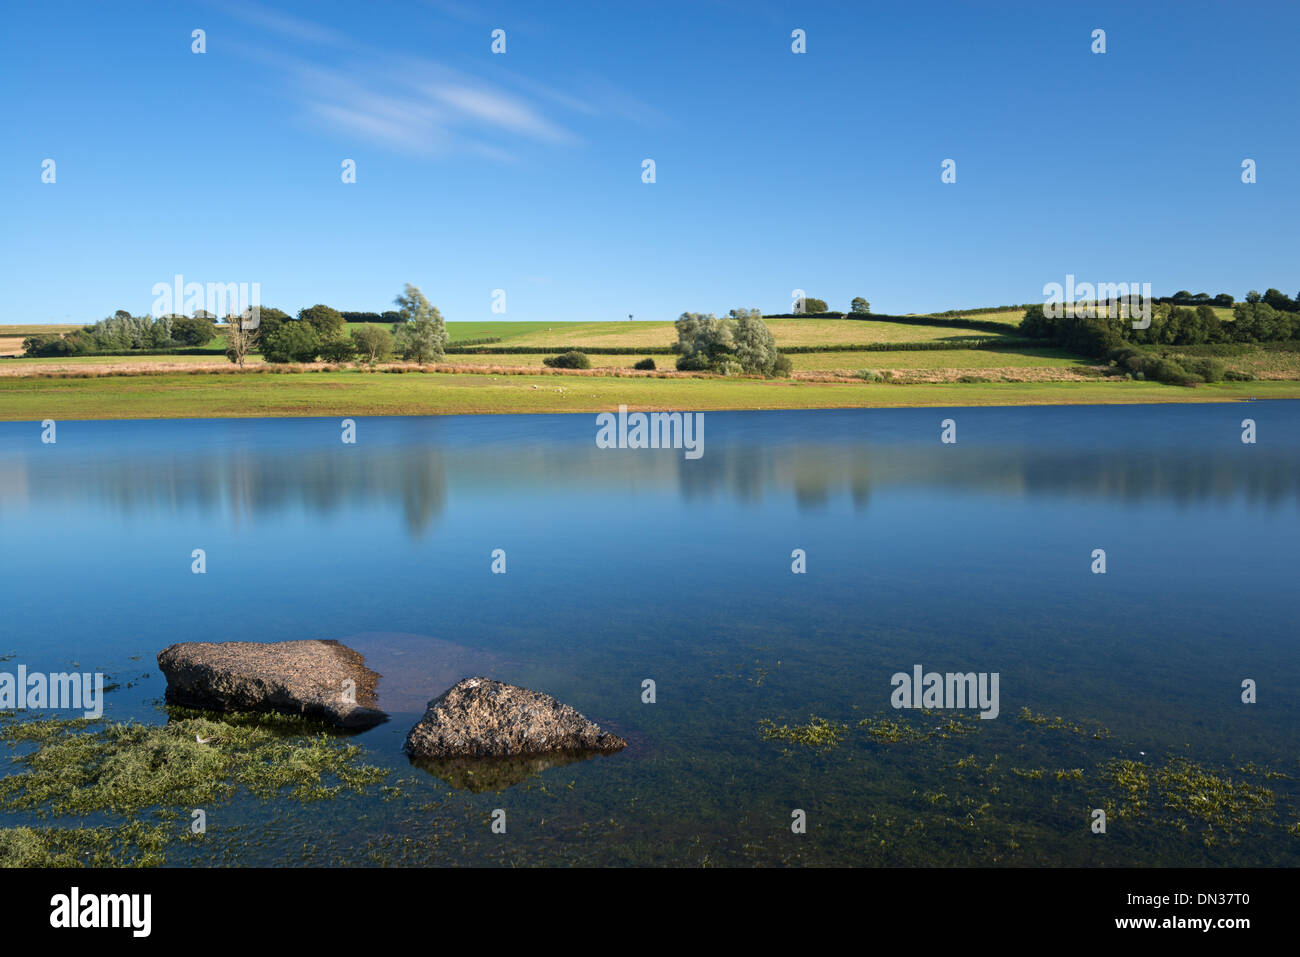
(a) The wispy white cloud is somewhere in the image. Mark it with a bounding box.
[218,1,633,158]
[421,83,571,143]
[220,1,352,47]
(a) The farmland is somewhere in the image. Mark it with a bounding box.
[2,308,1295,421]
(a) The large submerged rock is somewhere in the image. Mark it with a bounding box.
[404,677,626,758]
[157,640,387,729]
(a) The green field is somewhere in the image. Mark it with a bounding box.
[788,346,1084,371]
[420,346,1082,372]
[429,318,1013,350]
[0,369,1292,421]
[3,309,1290,419]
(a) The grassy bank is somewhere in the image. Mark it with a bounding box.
[0,368,1291,421]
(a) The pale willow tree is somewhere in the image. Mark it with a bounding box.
[674,308,789,376]
[729,309,781,375]
[392,284,448,364]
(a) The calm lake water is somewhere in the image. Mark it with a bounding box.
[1,404,1297,866]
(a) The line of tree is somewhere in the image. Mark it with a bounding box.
[23,311,218,357]
[340,311,403,323]
[1019,292,1300,357]
[786,297,872,315]
[1160,291,1236,307]
[256,287,446,364]
[23,285,449,366]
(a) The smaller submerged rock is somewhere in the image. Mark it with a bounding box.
[411,751,600,793]
[157,639,387,730]
[404,677,626,758]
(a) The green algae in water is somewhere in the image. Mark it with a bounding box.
[0,709,388,866]
[1100,756,1278,846]
[1018,707,1111,739]
[758,716,847,751]
[0,822,175,868]
[858,710,980,744]
[859,716,930,744]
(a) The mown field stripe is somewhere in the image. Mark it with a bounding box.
[0,371,1292,421]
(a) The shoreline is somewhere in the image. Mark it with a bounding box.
[0,369,1291,422]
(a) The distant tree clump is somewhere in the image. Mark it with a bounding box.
[352,325,394,364]
[170,315,217,346]
[1018,304,1123,356]
[298,304,346,340]
[23,332,91,357]
[1230,301,1298,342]
[1262,288,1297,312]
[251,307,290,343]
[317,336,357,363]
[25,312,182,356]
[543,351,590,369]
[391,284,447,364]
[799,297,829,314]
[673,308,790,375]
[850,297,871,314]
[1022,290,1300,358]
[633,357,656,370]
[262,320,320,363]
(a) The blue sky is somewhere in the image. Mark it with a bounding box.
[2,0,1297,325]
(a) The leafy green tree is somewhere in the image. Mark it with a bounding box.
[23,333,86,357]
[351,325,394,363]
[1018,304,1053,338]
[850,297,871,314]
[318,336,357,362]
[801,297,829,314]
[298,304,346,339]
[146,315,174,349]
[1245,290,1261,303]
[88,313,147,350]
[171,315,217,346]
[1263,288,1296,312]
[1231,301,1288,342]
[542,351,590,369]
[1018,303,1123,355]
[262,320,320,362]
[250,307,290,344]
[392,284,447,364]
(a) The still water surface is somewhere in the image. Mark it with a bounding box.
[1,405,1296,865]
